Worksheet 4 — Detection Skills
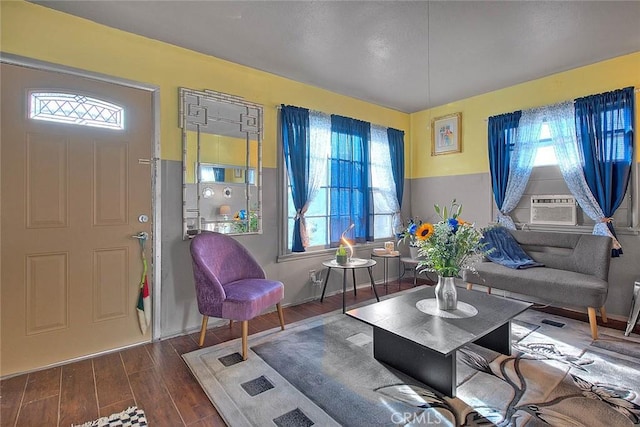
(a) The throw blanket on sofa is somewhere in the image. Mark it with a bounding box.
[482,227,545,269]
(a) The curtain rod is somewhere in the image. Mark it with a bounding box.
[483,87,639,122]
[275,88,640,115]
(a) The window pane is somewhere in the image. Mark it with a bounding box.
[539,122,551,140]
[533,145,558,166]
[306,217,328,247]
[306,188,328,216]
[287,218,295,249]
[370,124,397,216]
[287,190,296,218]
[373,215,392,239]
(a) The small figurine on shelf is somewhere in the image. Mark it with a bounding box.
[335,245,348,265]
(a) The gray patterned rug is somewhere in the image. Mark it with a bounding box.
[183,290,640,426]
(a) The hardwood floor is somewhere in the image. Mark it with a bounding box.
[2,276,634,427]
[0,279,425,427]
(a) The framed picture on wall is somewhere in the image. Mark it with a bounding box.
[431,112,462,156]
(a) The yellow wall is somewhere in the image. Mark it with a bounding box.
[1,1,409,167]
[184,132,255,182]
[410,52,640,178]
[2,1,637,175]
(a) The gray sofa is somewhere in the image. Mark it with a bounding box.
[462,229,613,339]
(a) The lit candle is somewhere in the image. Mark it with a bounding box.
[340,223,355,260]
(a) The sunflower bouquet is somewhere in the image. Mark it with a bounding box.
[415,200,486,278]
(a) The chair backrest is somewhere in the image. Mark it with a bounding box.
[190,232,266,301]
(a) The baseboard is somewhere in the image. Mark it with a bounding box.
[532,305,640,335]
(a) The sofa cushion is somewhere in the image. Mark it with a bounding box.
[463,262,608,308]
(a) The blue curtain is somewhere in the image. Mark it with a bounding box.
[488,111,522,222]
[574,87,635,257]
[330,115,372,245]
[387,128,405,211]
[281,105,310,252]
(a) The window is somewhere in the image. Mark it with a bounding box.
[510,92,634,229]
[284,112,398,251]
[370,125,396,239]
[29,92,124,130]
[533,116,629,167]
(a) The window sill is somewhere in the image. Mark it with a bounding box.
[515,223,639,236]
[277,241,396,263]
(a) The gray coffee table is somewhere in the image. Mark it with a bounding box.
[346,286,531,397]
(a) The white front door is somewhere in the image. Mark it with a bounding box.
[1,63,154,376]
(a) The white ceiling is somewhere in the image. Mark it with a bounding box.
[32,1,640,113]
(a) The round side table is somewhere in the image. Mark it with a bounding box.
[320,258,379,313]
[371,252,401,293]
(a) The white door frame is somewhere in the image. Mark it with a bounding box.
[0,53,163,341]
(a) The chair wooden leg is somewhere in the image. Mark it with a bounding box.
[199,316,208,347]
[600,306,608,323]
[241,320,249,360]
[588,307,598,340]
[466,283,473,290]
[229,320,233,328]
[487,287,492,295]
[277,303,285,330]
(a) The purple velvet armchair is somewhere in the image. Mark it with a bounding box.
[190,231,285,360]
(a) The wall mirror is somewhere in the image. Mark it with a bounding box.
[180,88,262,239]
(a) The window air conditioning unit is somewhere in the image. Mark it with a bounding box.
[530,195,577,226]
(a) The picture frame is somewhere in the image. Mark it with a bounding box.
[431,112,462,156]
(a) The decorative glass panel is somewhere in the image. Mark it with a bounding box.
[29,92,124,130]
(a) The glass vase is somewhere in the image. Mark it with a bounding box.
[435,276,458,310]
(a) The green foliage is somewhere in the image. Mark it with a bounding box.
[416,200,487,278]
[232,210,259,233]
[434,198,462,221]
[336,245,347,256]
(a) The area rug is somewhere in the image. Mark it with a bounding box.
[183,290,640,426]
[72,406,147,427]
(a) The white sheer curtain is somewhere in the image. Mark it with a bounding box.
[499,107,542,228]
[551,102,621,249]
[370,124,402,233]
[298,110,330,247]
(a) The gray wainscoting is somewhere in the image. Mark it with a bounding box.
[160,162,638,338]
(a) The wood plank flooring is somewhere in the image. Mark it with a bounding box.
[2,275,634,427]
[0,279,425,427]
